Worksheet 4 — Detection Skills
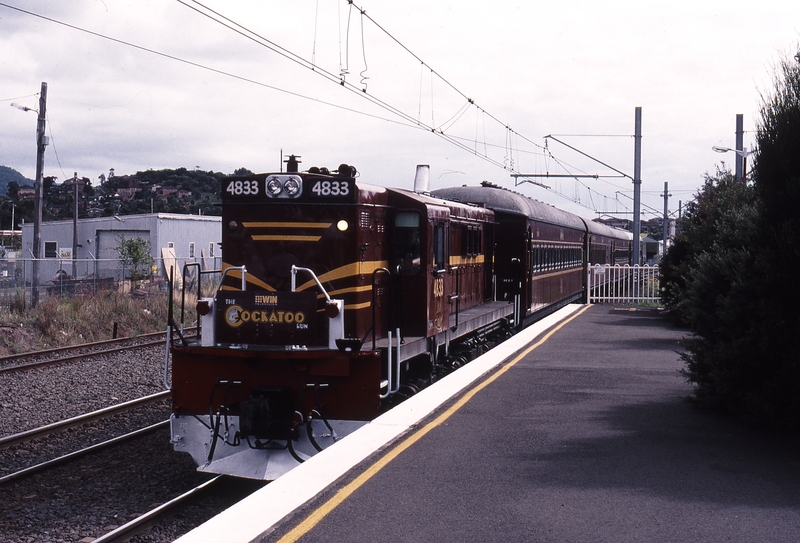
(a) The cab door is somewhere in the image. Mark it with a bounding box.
[428,219,449,334]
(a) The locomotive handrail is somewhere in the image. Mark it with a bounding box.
[371,267,391,351]
[181,262,224,340]
[380,330,394,400]
[291,265,330,300]
[450,265,464,329]
[379,328,401,399]
[181,263,201,331]
[215,265,247,294]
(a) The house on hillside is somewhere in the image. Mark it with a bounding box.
[17,185,35,200]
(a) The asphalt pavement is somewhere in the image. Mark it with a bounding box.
[266,305,800,543]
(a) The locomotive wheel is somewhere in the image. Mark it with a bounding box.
[397,383,420,398]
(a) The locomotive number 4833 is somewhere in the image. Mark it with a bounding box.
[226,179,260,196]
[225,178,351,198]
[310,179,350,197]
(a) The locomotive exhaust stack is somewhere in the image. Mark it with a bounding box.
[413,164,430,193]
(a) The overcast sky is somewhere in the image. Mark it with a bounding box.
[1,0,799,220]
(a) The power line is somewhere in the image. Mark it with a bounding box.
[0,2,424,131]
[2,0,644,212]
[175,0,534,170]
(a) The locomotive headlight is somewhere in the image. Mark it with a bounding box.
[283,177,301,196]
[227,220,239,232]
[267,177,283,195]
[264,174,302,198]
[336,220,349,232]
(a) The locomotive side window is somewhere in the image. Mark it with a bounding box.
[469,227,481,256]
[395,212,421,273]
[433,222,446,272]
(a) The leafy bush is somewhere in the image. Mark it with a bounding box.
[116,235,155,282]
[663,48,800,432]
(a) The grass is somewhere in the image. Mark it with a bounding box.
[0,290,176,354]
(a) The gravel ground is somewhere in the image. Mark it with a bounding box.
[0,429,215,543]
[0,345,169,437]
[0,343,263,543]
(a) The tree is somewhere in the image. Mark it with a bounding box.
[116,236,155,284]
[663,47,800,432]
[660,168,755,323]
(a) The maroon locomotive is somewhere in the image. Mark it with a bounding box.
[169,156,630,479]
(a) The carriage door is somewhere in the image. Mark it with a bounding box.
[429,220,449,333]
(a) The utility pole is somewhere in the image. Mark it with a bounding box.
[73,172,79,279]
[735,114,744,182]
[661,182,671,254]
[32,82,48,307]
[632,107,642,266]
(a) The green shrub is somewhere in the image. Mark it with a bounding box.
[664,48,800,432]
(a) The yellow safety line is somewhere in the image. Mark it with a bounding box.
[276,304,591,543]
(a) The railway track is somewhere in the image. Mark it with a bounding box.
[0,390,171,449]
[0,323,220,542]
[0,391,171,485]
[91,475,268,543]
[0,420,169,485]
[0,327,196,374]
[91,476,225,543]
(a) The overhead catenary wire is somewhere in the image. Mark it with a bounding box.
[0,2,424,133]
[1,1,651,214]
[173,0,520,170]
[0,0,552,176]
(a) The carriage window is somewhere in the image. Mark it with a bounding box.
[396,212,421,273]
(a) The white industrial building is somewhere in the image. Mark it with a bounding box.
[19,213,221,284]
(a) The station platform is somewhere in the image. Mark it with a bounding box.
[176,304,800,543]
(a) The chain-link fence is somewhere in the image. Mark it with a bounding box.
[0,256,222,311]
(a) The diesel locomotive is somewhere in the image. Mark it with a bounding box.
[168,156,630,480]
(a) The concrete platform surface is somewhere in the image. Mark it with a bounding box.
[179,305,800,543]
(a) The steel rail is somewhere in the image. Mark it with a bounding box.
[90,476,224,543]
[0,326,198,365]
[0,329,171,363]
[0,390,171,449]
[0,420,169,485]
[0,339,167,374]
[0,331,197,375]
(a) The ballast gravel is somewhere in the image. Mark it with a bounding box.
[0,344,257,542]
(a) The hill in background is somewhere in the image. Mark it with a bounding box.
[0,165,33,195]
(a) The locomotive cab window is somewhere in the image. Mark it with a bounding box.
[395,211,421,273]
[433,222,446,273]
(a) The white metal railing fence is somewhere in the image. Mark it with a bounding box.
[587,264,662,305]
